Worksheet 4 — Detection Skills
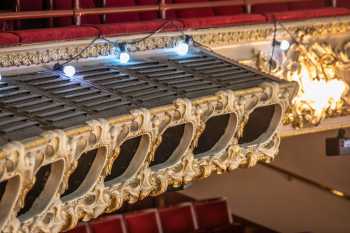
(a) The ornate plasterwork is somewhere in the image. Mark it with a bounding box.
[243,30,350,128]
[1,16,350,67]
[0,81,297,233]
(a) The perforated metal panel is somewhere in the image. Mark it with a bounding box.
[0,48,283,145]
[77,66,177,107]
[125,60,221,99]
[11,71,131,117]
[170,52,281,89]
[1,76,89,126]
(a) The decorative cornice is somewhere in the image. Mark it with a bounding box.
[1,16,350,68]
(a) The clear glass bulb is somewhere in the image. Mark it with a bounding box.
[119,52,130,64]
[280,40,290,51]
[63,65,76,77]
[175,41,189,56]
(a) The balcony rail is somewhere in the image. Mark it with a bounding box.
[0,0,339,26]
[0,47,297,233]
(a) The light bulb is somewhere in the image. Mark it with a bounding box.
[175,41,189,56]
[119,52,130,64]
[280,40,290,51]
[63,65,76,77]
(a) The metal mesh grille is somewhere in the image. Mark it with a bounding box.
[13,71,135,117]
[0,49,280,145]
[170,52,278,90]
[77,66,177,108]
[0,81,43,142]
[1,76,88,127]
[125,61,221,99]
[0,109,41,140]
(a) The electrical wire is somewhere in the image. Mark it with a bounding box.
[269,17,278,73]
[60,37,100,66]
[128,20,186,45]
[276,20,330,80]
[276,20,299,44]
[49,14,332,81]
[55,19,187,69]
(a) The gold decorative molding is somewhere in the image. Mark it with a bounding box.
[0,81,296,233]
[1,16,350,68]
[280,115,350,138]
[241,30,350,128]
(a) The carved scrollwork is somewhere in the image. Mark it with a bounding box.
[244,29,350,128]
[0,80,296,233]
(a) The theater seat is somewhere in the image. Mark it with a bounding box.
[0,32,20,46]
[124,209,162,233]
[95,19,168,36]
[164,0,177,19]
[265,7,350,22]
[12,26,99,44]
[193,198,232,230]
[159,203,198,233]
[210,0,245,16]
[193,198,242,233]
[252,2,289,13]
[0,0,13,11]
[2,0,348,47]
[0,19,14,32]
[180,14,266,29]
[66,223,91,233]
[288,0,330,10]
[105,0,140,23]
[174,0,215,18]
[20,0,48,29]
[0,0,15,31]
[338,0,350,8]
[90,215,127,233]
[136,0,160,20]
[53,0,101,27]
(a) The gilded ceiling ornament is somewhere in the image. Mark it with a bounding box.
[246,30,350,128]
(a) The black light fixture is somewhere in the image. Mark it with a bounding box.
[326,129,350,156]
